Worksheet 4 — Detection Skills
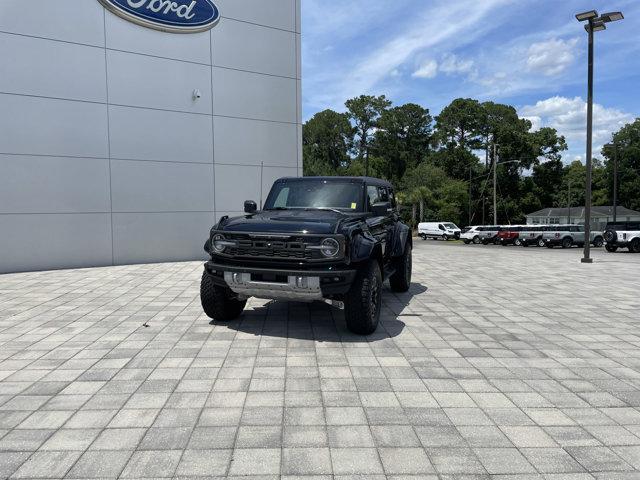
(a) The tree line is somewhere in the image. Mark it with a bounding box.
[303,95,640,227]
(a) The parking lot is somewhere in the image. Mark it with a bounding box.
[1,242,640,479]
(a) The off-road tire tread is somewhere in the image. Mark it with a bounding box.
[201,271,246,321]
[344,261,381,335]
[389,244,412,292]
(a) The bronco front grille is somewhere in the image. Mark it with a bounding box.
[227,244,313,260]
[213,232,344,262]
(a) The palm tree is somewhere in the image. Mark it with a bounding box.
[415,186,431,223]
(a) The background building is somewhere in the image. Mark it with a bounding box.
[526,206,640,230]
[0,0,302,273]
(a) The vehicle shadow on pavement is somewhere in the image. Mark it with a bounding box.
[208,282,428,342]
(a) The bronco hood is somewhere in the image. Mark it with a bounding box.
[218,209,353,235]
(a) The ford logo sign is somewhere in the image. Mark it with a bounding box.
[98,0,220,33]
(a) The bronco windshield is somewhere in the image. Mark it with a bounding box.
[264,180,364,212]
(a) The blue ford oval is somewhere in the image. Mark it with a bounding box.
[98,0,220,33]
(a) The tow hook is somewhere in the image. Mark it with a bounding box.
[324,299,345,310]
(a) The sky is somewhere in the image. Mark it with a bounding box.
[301,0,640,164]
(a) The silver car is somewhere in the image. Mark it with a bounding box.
[519,225,550,247]
[543,225,604,248]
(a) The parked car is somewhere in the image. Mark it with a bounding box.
[520,225,550,247]
[418,222,461,240]
[543,225,604,248]
[497,225,526,246]
[603,221,640,253]
[200,176,412,335]
[461,225,502,244]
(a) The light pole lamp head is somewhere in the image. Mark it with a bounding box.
[588,21,607,32]
[576,10,598,21]
[599,11,624,22]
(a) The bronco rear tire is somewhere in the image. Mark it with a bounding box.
[630,238,640,253]
[561,237,573,249]
[390,244,412,293]
[344,260,382,335]
[605,244,618,253]
[201,271,246,321]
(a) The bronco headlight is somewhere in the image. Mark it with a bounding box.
[212,234,231,253]
[320,238,340,258]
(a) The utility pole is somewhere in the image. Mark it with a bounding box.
[568,182,572,224]
[493,143,498,225]
[468,165,472,224]
[613,140,618,222]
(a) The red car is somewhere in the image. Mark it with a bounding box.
[497,226,525,246]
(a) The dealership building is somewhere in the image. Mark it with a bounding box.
[0,0,302,273]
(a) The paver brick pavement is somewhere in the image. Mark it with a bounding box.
[1,242,640,478]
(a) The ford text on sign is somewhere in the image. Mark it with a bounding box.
[98,0,220,33]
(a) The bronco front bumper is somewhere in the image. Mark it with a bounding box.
[204,261,357,301]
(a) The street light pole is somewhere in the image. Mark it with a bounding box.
[582,19,594,263]
[575,9,623,263]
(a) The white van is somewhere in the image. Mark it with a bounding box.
[418,222,461,240]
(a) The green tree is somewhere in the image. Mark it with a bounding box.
[302,109,353,176]
[373,103,432,181]
[435,98,484,151]
[401,162,468,226]
[345,95,392,174]
[602,118,640,211]
[532,158,564,208]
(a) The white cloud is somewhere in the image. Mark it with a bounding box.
[412,54,475,80]
[526,37,578,76]
[412,60,438,79]
[520,96,635,162]
[440,53,474,75]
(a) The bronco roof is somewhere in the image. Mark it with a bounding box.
[275,176,393,188]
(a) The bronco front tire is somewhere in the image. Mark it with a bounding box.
[201,271,246,321]
[344,260,382,335]
[389,244,412,292]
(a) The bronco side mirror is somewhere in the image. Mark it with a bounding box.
[371,201,391,217]
[244,200,257,214]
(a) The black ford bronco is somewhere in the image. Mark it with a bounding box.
[200,176,413,335]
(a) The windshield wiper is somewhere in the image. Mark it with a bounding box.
[266,207,289,210]
[303,207,346,215]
